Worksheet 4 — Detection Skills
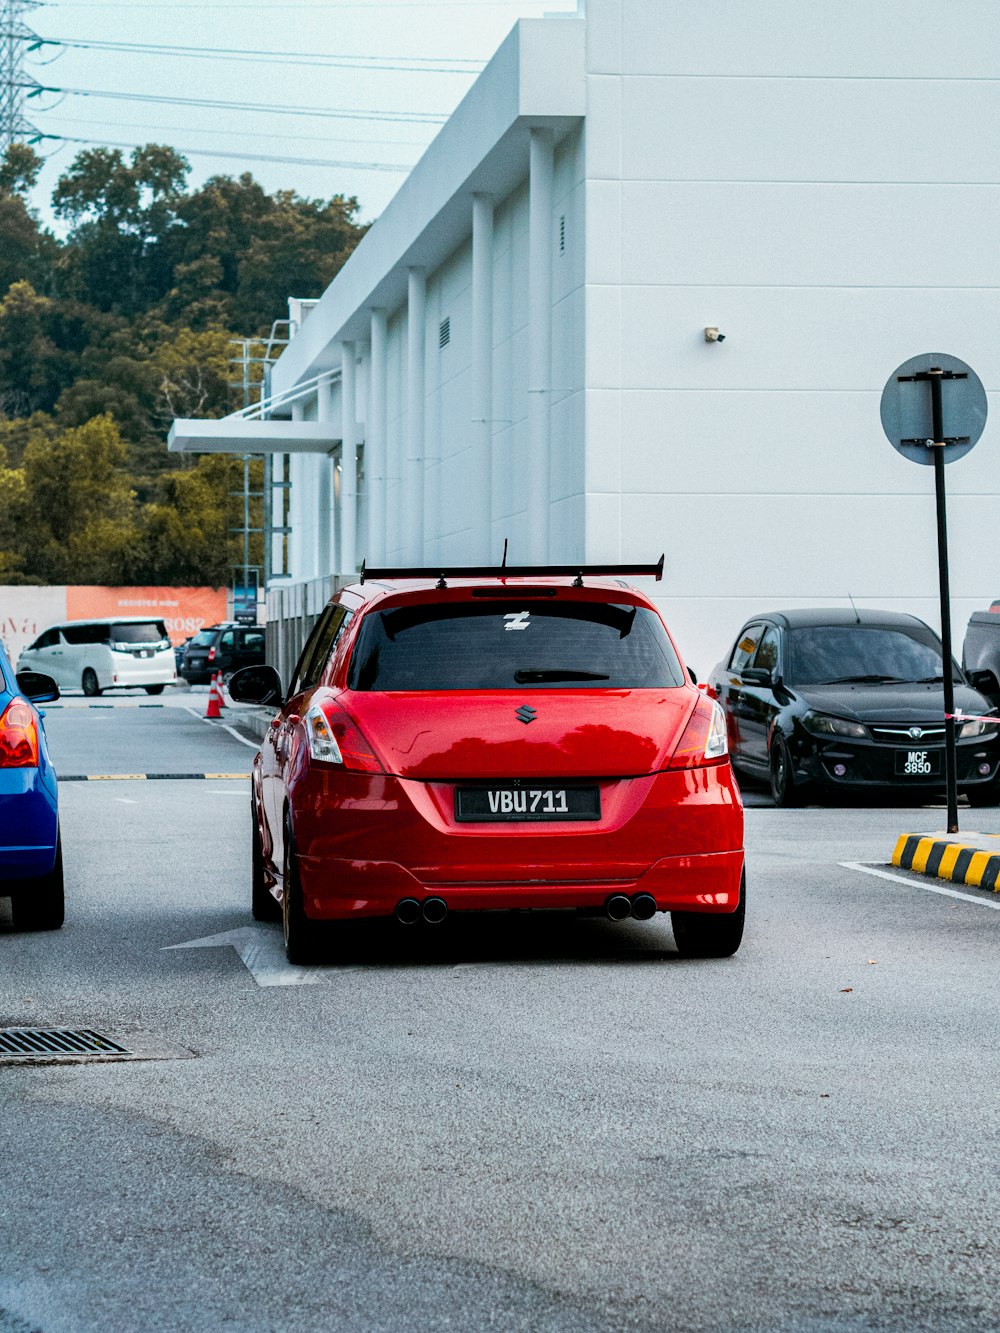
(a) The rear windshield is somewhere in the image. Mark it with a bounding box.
[62,623,111,645]
[190,629,217,647]
[787,625,962,686]
[347,600,684,691]
[111,621,168,645]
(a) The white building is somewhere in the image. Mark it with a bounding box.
[169,0,1000,677]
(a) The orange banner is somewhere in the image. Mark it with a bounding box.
[64,587,228,645]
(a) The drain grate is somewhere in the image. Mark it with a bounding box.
[0,1028,131,1060]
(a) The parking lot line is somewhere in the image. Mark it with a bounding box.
[840,860,1000,911]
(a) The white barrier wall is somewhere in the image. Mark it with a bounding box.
[583,0,1000,673]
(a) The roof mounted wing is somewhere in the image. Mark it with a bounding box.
[359,555,664,587]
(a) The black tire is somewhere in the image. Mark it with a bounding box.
[966,781,1000,808]
[671,871,745,959]
[252,804,281,921]
[282,818,320,963]
[12,835,65,932]
[769,735,802,807]
[144,684,165,696]
[81,669,101,698]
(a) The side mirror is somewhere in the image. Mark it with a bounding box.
[16,671,60,704]
[968,668,1000,699]
[687,665,698,686]
[229,665,283,707]
[741,666,774,687]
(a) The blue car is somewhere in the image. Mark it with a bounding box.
[0,640,63,930]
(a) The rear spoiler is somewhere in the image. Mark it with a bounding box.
[359,555,664,587]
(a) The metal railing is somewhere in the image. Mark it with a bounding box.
[265,573,350,689]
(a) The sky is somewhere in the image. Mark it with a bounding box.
[20,0,579,230]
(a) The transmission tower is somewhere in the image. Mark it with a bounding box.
[0,0,44,155]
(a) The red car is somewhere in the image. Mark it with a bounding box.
[230,561,745,963]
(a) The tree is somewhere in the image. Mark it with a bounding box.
[138,454,258,585]
[0,281,71,416]
[232,192,365,333]
[53,145,189,315]
[18,415,141,582]
[0,145,55,298]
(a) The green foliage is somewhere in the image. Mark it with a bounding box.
[0,141,367,586]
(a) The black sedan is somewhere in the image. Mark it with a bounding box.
[707,609,1000,806]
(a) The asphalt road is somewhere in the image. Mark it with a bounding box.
[1,702,999,1332]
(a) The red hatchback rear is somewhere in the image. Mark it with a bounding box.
[231,561,745,962]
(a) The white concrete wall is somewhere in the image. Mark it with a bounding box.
[583,0,1000,678]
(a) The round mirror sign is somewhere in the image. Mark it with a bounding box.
[880,352,987,466]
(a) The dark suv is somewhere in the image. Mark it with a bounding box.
[180,623,266,684]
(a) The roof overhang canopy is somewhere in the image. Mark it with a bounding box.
[168,420,340,455]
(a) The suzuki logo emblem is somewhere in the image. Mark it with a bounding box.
[909,727,924,740]
[515,704,537,725]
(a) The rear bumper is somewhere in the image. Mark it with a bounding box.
[291,766,744,921]
[0,770,58,880]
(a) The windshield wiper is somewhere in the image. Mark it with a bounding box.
[514,668,611,683]
[822,674,906,685]
[913,675,962,684]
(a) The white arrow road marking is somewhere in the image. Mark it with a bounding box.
[163,926,329,986]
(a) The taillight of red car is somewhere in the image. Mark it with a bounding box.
[0,699,40,768]
[667,695,729,770]
[304,701,384,774]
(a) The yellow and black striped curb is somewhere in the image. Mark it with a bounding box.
[61,773,250,782]
[892,834,1000,892]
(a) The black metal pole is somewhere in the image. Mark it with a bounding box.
[929,370,959,833]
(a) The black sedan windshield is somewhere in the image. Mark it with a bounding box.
[787,625,962,686]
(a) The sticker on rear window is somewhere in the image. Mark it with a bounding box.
[504,612,531,632]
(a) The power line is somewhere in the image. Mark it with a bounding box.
[24,83,450,123]
[27,36,485,73]
[42,113,432,149]
[50,1,560,7]
[34,131,413,171]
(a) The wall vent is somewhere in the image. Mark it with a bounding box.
[559,215,566,254]
[439,317,450,348]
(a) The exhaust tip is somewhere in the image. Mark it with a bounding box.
[395,898,422,926]
[631,892,657,921]
[422,897,448,925]
[606,894,632,922]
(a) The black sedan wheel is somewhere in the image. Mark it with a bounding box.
[769,736,802,807]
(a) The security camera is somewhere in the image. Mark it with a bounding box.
[704,327,725,343]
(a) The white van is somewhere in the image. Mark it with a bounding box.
[18,618,178,696]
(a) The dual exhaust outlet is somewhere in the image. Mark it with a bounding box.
[605,893,657,922]
[395,893,657,926]
[395,897,447,926]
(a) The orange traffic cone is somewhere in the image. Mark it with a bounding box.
[215,670,227,708]
[205,675,222,719]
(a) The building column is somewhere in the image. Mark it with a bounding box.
[287,400,307,578]
[471,192,494,561]
[368,309,387,563]
[407,267,426,562]
[528,127,554,562]
[340,341,357,576]
[315,375,336,579]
